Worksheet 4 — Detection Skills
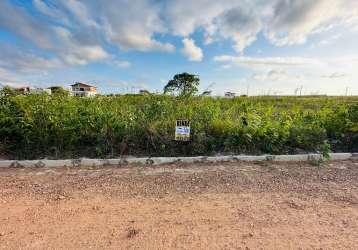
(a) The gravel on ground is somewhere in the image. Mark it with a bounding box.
[1,160,358,249]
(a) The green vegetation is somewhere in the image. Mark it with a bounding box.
[1,89,358,159]
[164,73,200,97]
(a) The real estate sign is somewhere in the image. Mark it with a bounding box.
[175,120,190,141]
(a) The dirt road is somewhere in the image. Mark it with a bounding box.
[1,160,358,249]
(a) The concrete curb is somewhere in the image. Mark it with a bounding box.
[0,153,356,168]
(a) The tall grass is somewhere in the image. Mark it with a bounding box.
[1,91,358,159]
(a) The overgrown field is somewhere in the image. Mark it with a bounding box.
[1,91,358,159]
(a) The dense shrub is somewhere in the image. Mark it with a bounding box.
[0,91,357,159]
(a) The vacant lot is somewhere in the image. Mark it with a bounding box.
[1,160,358,249]
[2,94,358,159]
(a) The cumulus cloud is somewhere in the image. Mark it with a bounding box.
[33,0,56,17]
[99,0,174,52]
[0,0,358,85]
[0,1,109,67]
[181,38,203,61]
[33,0,67,21]
[0,42,65,87]
[214,6,262,52]
[167,0,358,52]
[0,0,175,70]
[0,1,54,49]
[165,0,230,37]
[62,45,109,65]
[53,27,109,65]
[165,0,264,52]
[2,0,357,58]
[61,0,99,28]
[267,0,358,46]
[0,43,63,73]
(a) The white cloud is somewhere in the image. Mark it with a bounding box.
[2,0,358,56]
[165,0,265,52]
[0,43,63,72]
[321,72,348,79]
[62,45,109,65]
[213,55,358,96]
[33,0,55,17]
[61,0,99,28]
[310,33,342,49]
[0,0,175,71]
[165,0,231,37]
[0,67,24,87]
[53,27,109,65]
[1,0,358,90]
[3,0,358,59]
[181,38,203,61]
[0,1,54,49]
[100,0,174,52]
[0,1,109,68]
[113,60,131,68]
[167,0,358,51]
[266,0,358,46]
[252,70,302,81]
[213,55,321,66]
[214,6,262,53]
[0,43,64,87]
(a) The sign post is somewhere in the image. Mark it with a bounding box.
[175,120,191,141]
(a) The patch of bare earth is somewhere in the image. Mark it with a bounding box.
[0,160,358,249]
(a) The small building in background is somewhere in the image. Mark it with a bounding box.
[224,92,236,98]
[13,86,52,95]
[71,82,97,97]
[15,86,31,94]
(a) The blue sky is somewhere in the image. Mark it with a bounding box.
[0,0,358,95]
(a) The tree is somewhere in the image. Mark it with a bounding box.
[0,86,19,97]
[164,73,200,97]
[50,86,70,96]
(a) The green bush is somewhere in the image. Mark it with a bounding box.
[0,90,357,159]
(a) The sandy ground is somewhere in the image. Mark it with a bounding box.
[0,160,358,250]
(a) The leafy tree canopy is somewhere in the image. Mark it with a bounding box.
[51,87,70,96]
[164,73,200,97]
